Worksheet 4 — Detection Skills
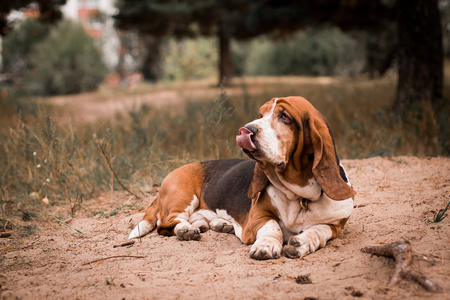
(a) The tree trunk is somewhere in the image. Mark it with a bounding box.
[218,21,234,86]
[141,35,162,82]
[394,0,443,117]
[364,23,396,78]
[116,43,127,85]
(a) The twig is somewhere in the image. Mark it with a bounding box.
[132,171,151,197]
[354,204,368,208]
[338,273,368,281]
[96,142,140,199]
[54,217,84,235]
[210,279,219,300]
[70,163,95,199]
[82,255,146,266]
[113,240,135,248]
[361,240,441,292]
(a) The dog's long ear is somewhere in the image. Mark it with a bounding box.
[248,163,269,203]
[309,113,356,200]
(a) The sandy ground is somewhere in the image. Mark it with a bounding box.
[1,156,449,299]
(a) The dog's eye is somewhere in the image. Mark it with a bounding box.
[280,112,292,124]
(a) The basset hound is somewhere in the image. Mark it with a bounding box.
[129,96,356,260]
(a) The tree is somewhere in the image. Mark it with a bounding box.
[114,0,246,85]
[114,1,399,85]
[394,0,443,117]
[395,0,447,153]
[0,0,65,36]
[362,23,397,78]
[228,0,398,78]
[2,17,107,95]
[228,1,396,39]
[1,18,51,84]
[139,35,163,81]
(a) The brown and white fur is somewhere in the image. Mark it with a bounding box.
[129,96,356,260]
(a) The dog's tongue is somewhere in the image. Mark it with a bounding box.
[236,127,257,151]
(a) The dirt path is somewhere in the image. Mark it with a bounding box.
[41,76,337,123]
[1,156,449,299]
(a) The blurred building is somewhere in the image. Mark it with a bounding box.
[62,0,120,69]
[1,1,141,84]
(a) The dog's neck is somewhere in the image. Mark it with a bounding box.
[263,165,322,202]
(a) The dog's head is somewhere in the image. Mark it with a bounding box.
[236,96,355,201]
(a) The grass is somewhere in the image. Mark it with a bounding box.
[430,200,450,223]
[0,69,449,236]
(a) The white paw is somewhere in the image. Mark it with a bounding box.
[128,220,153,239]
[283,231,321,259]
[249,237,282,260]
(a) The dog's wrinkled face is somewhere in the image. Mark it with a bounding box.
[236,98,297,170]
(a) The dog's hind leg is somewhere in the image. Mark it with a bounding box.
[157,195,202,241]
[174,195,203,240]
[155,163,206,241]
[129,197,159,239]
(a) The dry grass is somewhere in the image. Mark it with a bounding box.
[0,68,449,236]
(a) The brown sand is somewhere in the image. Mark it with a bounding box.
[1,156,449,299]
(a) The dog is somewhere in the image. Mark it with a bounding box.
[129,96,356,260]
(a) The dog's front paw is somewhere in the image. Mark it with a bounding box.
[176,227,201,241]
[249,237,282,260]
[211,220,235,234]
[283,231,321,259]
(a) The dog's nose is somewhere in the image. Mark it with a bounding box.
[245,125,258,135]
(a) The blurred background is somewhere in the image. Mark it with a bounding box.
[0,0,449,231]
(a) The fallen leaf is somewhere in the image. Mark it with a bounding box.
[42,196,49,205]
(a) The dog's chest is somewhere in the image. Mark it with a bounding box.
[266,185,310,233]
[266,184,353,235]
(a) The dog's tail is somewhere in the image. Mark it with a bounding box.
[128,196,159,239]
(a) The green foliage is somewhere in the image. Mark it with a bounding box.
[157,28,364,81]
[1,18,51,85]
[162,37,218,81]
[114,0,244,38]
[21,20,108,95]
[242,28,363,77]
